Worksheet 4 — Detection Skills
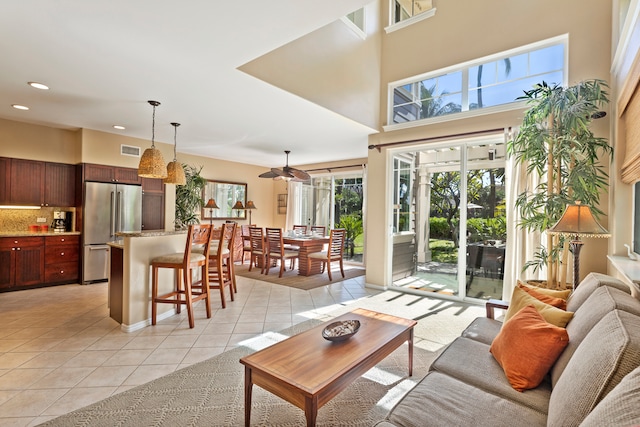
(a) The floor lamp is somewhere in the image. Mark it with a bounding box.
[548,201,610,289]
[245,200,256,224]
[204,198,219,225]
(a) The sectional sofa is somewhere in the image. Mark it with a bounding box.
[375,273,640,427]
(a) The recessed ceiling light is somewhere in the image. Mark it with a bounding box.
[12,104,29,110]
[113,125,126,130]
[28,82,49,90]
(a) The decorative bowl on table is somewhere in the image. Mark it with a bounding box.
[322,320,361,342]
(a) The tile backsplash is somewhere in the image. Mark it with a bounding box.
[0,207,76,233]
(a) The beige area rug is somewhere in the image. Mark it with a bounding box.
[39,319,436,427]
[234,262,365,290]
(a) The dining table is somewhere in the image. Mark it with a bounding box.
[283,235,330,276]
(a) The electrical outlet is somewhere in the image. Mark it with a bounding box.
[36,217,47,223]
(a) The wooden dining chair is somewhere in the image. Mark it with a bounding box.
[205,222,236,308]
[265,227,299,277]
[307,228,346,281]
[248,227,267,273]
[293,224,308,234]
[240,224,254,264]
[151,224,212,328]
[310,226,326,236]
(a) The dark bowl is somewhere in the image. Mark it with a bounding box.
[322,320,361,342]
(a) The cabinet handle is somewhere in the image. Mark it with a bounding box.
[60,270,64,274]
[16,248,20,251]
[11,248,15,251]
[61,238,65,242]
[61,252,65,256]
[13,240,18,244]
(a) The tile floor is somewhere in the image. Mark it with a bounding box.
[0,272,485,427]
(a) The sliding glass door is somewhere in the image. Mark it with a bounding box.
[390,138,506,301]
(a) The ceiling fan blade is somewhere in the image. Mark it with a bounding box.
[259,171,279,179]
[290,168,310,181]
[271,167,293,178]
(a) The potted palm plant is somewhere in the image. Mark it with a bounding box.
[174,164,206,230]
[507,79,612,289]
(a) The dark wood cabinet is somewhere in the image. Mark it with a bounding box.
[0,237,45,289]
[142,177,165,231]
[84,163,142,185]
[44,235,80,284]
[2,158,76,207]
[10,158,44,205]
[0,157,10,204]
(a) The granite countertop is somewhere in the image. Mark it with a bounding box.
[107,240,124,249]
[0,231,81,237]
[115,230,187,238]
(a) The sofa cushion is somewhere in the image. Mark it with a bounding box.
[566,272,630,312]
[579,365,640,427]
[461,317,502,345]
[384,371,547,427]
[518,282,567,309]
[504,286,573,327]
[490,305,569,392]
[547,310,640,427]
[430,336,551,413]
[550,285,640,386]
[519,281,572,300]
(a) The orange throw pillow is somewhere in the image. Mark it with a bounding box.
[518,282,567,310]
[490,305,569,392]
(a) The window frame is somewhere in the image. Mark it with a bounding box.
[385,35,569,131]
[385,1,437,34]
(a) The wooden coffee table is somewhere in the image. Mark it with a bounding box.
[239,308,417,426]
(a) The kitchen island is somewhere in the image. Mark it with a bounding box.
[108,230,187,332]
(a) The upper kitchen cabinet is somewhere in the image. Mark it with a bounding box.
[84,163,142,185]
[0,157,10,203]
[6,158,76,207]
[141,177,165,231]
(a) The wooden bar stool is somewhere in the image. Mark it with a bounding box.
[151,224,212,329]
[206,222,237,308]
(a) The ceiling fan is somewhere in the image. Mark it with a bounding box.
[259,150,310,182]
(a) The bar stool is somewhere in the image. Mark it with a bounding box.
[151,224,212,329]
[207,222,237,308]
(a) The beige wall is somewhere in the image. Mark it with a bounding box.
[365,0,613,286]
[0,118,81,163]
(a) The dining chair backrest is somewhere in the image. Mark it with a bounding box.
[241,224,251,239]
[223,222,237,254]
[293,224,308,234]
[249,227,264,251]
[266,227,285,255]
[328,228,346,260]
[310,226,326,236]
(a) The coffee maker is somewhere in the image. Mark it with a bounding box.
[52,211,67,233]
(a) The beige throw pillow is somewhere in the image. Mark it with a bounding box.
[505,286,574,327]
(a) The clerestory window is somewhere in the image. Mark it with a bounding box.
[388,36,567,127]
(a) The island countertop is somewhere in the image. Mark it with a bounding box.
[115,230,186,238]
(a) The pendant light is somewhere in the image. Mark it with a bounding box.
[138,100,168,178]
[164,122,186,185]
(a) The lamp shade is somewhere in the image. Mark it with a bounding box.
[138,147,167,178]
[138,100,167,179]
[232,201,245,210]
[245,200,257,210]
[164,122,186,185]
[548,202,610,238]
[205,198,219,209]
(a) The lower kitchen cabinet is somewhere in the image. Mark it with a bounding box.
[45,235,80,284]
[0,237,45,289]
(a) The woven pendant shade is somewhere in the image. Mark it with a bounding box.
[164,122,186,185]
[165,160,186,185]
[138,146,167,178]
[138,100,168,179]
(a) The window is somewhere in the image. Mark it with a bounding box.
[393,157,413,232]
[390,38,566,126]
[393,0,434,24]
[345,7,365,33]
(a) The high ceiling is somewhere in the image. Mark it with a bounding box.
[0,1,376,167]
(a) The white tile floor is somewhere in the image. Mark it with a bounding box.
[0,272,485,427]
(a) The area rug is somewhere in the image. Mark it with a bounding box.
[234,263,365,290]
[39,319,435,427]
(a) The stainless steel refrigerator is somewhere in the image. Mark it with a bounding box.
[83,181,142,283]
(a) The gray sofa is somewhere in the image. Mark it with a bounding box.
[375,273,640,427]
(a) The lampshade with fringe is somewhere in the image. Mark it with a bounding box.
[164,122,186,185]
[138,100,168,179]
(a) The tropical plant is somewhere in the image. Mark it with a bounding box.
[507,79,612,288]
[174,164,206,230]
[338,214,363,258]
